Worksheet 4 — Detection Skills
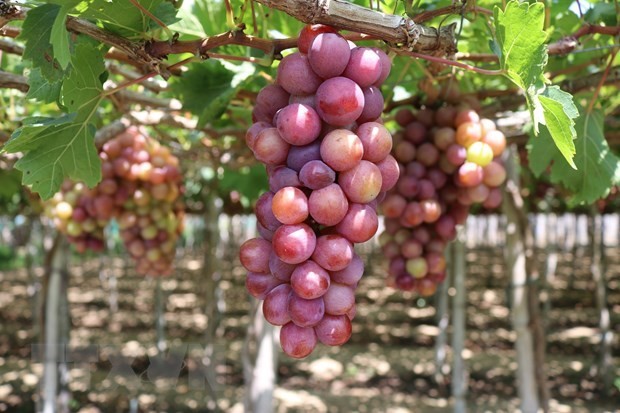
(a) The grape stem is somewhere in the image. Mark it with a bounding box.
[397,49,506,76]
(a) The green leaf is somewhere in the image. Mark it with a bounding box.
[494,0,579,167]
[50,5,72,70]
[528,108,620,205]
[18,4,66,82]
[77,0,177,37]
[26,68,62,104]
[10,121,101,200]
[539,86,578,169]
[2,42,106,200]
[170,60,257,128]
[494,0,547,90]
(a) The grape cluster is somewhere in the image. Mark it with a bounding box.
[240,25,396,358]
[46,126,184,276]
[380,105,506,294]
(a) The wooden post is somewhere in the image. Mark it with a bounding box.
[502,145,540,413]
[451,227,467,413]
[202,191,223,410]
[434,243,451,393]
[589,207,613,394]
[41,235,70,413]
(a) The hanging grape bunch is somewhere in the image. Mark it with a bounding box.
[380,102,507,295]
[46,126,185,276]
[240,24,397,358]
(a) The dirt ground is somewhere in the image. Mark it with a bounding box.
[0,237,619,412]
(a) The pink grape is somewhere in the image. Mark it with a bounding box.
[288,294,325,327]
[381,193,407,218]
[298,24,338,54]
[269,251,296,282]
[254,85,290,123]
[330,254,364,285]
[269,166,301,192]
[356,122,392,162]
[315,314,352,346]
[312,234,353,271]
[246,272,283,299]
[239,237,272,274]
[335,203,379,243]
[457,162,484,187]
[286,140,322,172]
[393,141,416,163]
[320,129,364,171]
[277,53,322,95]
[272,223,317,264]
[482,160,506,187]
[338,160,383,203]
[308,32,351,78]
[376,155,400,192]
[263,284,292,325]
[308,183,349,226]
[272,187,309,225]
[342,47,382,87]
[280,322,317,358]
[253,128,290,165]
[299,160,335,190]
[276,103,322,146]
[446,144,467,166]
[323,283,356,315]
[290,260,331,299]
[371,47,391,85]
[255,191,280,231]
[358,87,384,123]
[405,122,427,144]
[315,77,364,126]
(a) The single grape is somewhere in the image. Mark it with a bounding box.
[276,103,322,146]
[338,160,382,204]
[298,24,338,54]
[280,322,318,358]
[358,87,385,123]
[314,314,352,346]
[342,47,382,87]
[335,203,379,243]
[277,53,322,95]
[272,186,309,225]
[253,128,291,165]
[356,122,392,163]
[320,129,364,172]
[312,234,353,271]
[299,160,335,190]
[315,77,364,126]
[263,284,292,326]
[290,260,331,299]
[272,223,317,264]
[329,254,364,285]
[308,183,349,226]
[288,294,325,327]
[323,283,355,315]
[239,237,272,274]
[308,32,351,78]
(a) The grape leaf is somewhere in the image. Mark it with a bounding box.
[77,0,177,37]
[18,4,67,82]
[50,4,72,70]
[494,1,547,91]
[2,42,106,200]
[539,86,578,169]
[527,108,620,205]
[26,68,62,104]
[493,0,578,168]
[170,61,257,128]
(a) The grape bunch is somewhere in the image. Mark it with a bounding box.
[46,126,184,276]
[380,105,507,294]
[239,24,396,358]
